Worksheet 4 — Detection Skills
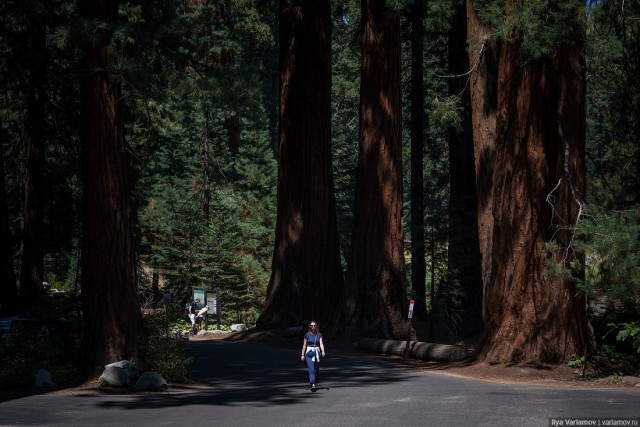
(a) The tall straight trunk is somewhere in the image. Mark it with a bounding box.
[339,0,409,339]
[468,0,595,364]
[257,0,343,330]
[203,110,210,222]
[0,138,18,316]
[467,0,498,300]
[444,0,482,340]
[19,4,47,307]
[409,0,428,322]
[78,0,141,376]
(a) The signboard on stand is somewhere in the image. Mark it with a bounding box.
[193,289,206,310]
[192,288,221,330]
[206,294,217,315]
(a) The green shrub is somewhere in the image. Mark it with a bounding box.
[600,344,640,376]
[612,322,640,354]
[137,315,192,382]
[0,322,79,389]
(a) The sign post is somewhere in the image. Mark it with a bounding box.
[193,288,222,331]
[405,299,415,358]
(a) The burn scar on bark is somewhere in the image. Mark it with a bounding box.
[546,79,585,265]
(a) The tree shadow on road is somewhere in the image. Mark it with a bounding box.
[93,339,418,409]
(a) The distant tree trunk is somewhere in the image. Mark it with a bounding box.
[225,115,240,155]
[409,0,428,322]
[256,0,343,330]
[338,0,410,339]
[78,0,141,377]
[467,0,498,302]
[443,0,482,340]
[0,138,19,316]
[203,109,211,222]
[468,0,595,364]
[19,5,47,307]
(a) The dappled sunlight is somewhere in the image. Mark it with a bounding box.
[92,340,417,409]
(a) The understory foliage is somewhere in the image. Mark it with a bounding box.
[137,315,191,382]
[543,0,640,370]
[0,297,79,388]
[473,0,586,62]
[1,0,640,380]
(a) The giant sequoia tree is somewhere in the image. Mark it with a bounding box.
[338,0,410,339]
[468,0,595,364]
[256,0,344,330]
[78,0,141,375]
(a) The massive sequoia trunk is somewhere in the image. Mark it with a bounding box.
[78,0,141,376]
[19,6,47,307]
[256,0,343,330]
[338,0,410,339]
[468,0,595,364]
[467,1,498,301]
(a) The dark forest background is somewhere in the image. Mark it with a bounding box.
[1,0,639,378]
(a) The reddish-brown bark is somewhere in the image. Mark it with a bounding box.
[468,1,595,364]
[78,0,142,376]
[256,0,343,331]
[338,0,410,340]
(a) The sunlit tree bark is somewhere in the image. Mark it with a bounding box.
[468,0,595,364]
[339,0,410,339]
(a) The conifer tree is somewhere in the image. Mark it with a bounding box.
[339,0,410,339]
[19,0,48,308]
[257,0,344,330]
[468,0,595,364]
[78,0,141,375]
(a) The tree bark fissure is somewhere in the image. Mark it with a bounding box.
[468,0,595,364]
[338,0,410,340]
[78,0,141,377]
[256,0,343,331]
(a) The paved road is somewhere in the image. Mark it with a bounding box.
[1,339,639,426]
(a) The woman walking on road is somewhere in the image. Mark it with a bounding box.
[300,321,325,392]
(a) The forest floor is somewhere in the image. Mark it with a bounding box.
[212,329,640,390]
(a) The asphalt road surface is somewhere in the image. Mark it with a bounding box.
[1,339,639,426]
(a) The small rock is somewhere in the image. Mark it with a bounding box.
[99,366,131,387]
[133,372,167,392]
[230,324,247,332]
[104,360,138,383]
